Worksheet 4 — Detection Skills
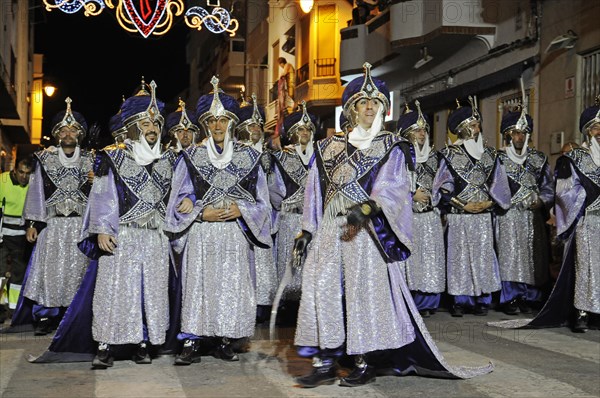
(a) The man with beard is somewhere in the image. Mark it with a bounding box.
[0,156,33,322]
[496,106,554,315]
[235,94,278,323]
[164,77,271,366]
[79,80,175,368]
[269,101,317,322]
[166,99,199,152]
[432,97,511,317]
[396,101,445,318]
[19,98,93,335]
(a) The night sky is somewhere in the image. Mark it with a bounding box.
[35,8,190,147]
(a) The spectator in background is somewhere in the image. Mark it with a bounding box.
[277,57,295,114]
[0,156,33,323]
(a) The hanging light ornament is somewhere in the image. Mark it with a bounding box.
[41,0,238,38]
[184,0,239,36]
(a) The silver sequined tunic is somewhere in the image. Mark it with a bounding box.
[404,151,445,293]
[496,150,552,286]
[22,148,93,307]
[87,145,174,345]
[181,221,256,338]
[295,217,415,354]
[253,244,277,306]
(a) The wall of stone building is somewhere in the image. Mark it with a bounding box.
[538,0,600,168]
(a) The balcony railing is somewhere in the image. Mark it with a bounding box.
[296,63,309,86]
[315,58,336,77]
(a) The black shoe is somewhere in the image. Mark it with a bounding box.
[213,338,239,361]
[451,305,464,317]
[339,360,376,387]
[573,310,588,333]
[588,313,600,330]
[518,300,533,315]
[295,358,337,388]
[174,339,201,366]
[473,304,488,316]
[503,299,519,315]
[92,343,113,369]
[419,310,430,318]
[34,318,51,336]
[133,341,152,364]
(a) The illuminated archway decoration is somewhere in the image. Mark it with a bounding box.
[41,0,238,38]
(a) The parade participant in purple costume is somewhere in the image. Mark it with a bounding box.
[235,94,278,322]
[293,63,493,388]
[164,77,271,366]
[397,101,445,318]
[166,99,199,152]
[432,97,511,317]
[269,101,317,306]
[489,96,600,333]
[78,80,176,368]
[15,98,93,335]
[496,105,553,315]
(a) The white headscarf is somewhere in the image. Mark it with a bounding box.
[57,145,81,168]
[130,132,162,166]
[295,135,314,165]
[584,139,600,166]
[504,133,530,165]
[415,133,432,163]
[348,102,384,150]
[206,119,234,169]
[459,133,485,160]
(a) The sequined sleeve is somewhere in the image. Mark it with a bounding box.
[369,146,413,261]
[555,163,586,237]
[237,167,272,248]
[22,165,47,223]
[488,157,511,210]
[163,157,201,234]
[431,158,454,207]
[87,168,120,237]
[300,163,322,235]
[538,161,555,209]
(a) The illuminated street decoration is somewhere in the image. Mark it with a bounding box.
[184,3,239,36]
[42,0,105,16]
[113,0,183,38]
[41,0,238,38]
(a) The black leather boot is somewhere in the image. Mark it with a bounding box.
[295,357,337,388]
[174,339,201,365]
[133,340,152,364]
[573,310,588,333]
[92,342,113,369]
[213,337,239,361]
[451,304,464,317]
[339,355,376,387]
